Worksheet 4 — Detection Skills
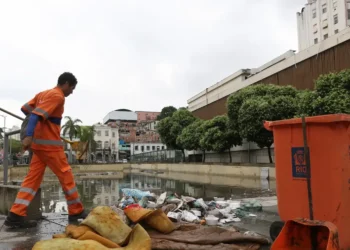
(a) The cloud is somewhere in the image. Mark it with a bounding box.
[0,0,304,128]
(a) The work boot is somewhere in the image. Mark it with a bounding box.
[4,212,37,228]
[68,210,89,222]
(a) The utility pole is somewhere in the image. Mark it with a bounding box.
[0,114,7,154]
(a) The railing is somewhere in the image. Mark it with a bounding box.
[0,107,24,185]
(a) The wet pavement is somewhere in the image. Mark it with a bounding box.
[0,172,278,249]
[0,213,70,250]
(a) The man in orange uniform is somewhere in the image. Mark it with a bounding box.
[5,72,87,228]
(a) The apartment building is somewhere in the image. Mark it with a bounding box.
[297,0,350,51]
[94,123,119,162]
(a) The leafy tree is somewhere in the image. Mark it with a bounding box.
[227,84,298,125]
[239,95,297,163]
[200,115,241,163]
[61,116,82,140]
[157,106,177,121]
[157,109,196,160]
[78,125,97,163]
[10,139,22,154]
[297,70,350,116]
[177,119,207,162]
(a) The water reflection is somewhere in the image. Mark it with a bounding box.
[40,173,275,213]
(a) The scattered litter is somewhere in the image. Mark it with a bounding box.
[182,210,200,223]
[121,188,152,200]
[157,192,167,205]
[205,215,219,226]
[167,212,182,222]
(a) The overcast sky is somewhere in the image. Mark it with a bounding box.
[0,0,306,128]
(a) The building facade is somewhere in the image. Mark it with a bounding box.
[103,109,166,159]
[135,111,160,122]
[297,0,350,51]
[94,123,119,162]
[130,142,167,155]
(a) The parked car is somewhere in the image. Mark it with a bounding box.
[122,159,128,163]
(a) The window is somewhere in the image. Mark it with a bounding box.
[348,9,350,20]
[335,29,339,34]
[162,146,165,150]
[152,146,155,150]
[313,24,318,33]
[97,130,101,136]
[322,19,328,29]
[322,4,327,14]
[104,141,109,148]
[97,141,102,148]
[333,1,337,9]
[105,130,109,136]
[324,33,329,39]
[112,132,115,137]
[312,9,316,18]
[141,146,144,152]
[334,14,338,24]
[135,145,139,150]
[146,146,150,151]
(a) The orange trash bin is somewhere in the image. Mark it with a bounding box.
[264,114,350,249]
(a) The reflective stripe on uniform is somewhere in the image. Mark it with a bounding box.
[65,186,77,196]
[33,107,49,119]
[67,198,81,205]
[14,198,30,206]
[19,187,36,196]
[24,103,34,112]
[33,138,64,146]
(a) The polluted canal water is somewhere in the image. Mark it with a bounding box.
[0,171,277,249]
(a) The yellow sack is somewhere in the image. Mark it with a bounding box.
[81,206,132,245]
[32,224,151,250]
[124,205,176,234]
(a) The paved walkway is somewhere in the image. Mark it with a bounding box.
[0,213,71,250]
[0,196,279,250]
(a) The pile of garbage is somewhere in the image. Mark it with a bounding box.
[32,188,269,250]
[119,188,263,226]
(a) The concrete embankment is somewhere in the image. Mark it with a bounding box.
[0,163,275,181]
[130,163,275,180]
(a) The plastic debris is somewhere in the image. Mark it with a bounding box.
[167,212,182,222]
[181,210,200,223]
[121,188,151,200]
[157,192,167,206]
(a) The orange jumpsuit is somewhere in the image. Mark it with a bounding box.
[10,87,84,216]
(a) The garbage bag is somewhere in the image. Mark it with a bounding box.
[81,206,132,245]
[77,231,120,248]
[122,188,151,200]
[32,224,151,250]
[144,209,177,234]
[124,204,176,234]
[124,204,154,223]
[65,224,95,239]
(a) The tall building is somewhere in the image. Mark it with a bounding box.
[297,0,350,51]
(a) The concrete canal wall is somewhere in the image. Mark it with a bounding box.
[0,163,275,181]
[130,163,275,180]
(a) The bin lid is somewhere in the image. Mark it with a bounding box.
[264,114,350,131]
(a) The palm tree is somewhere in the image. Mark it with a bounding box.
[61,116,82,163]
[78,125,96,163]
[61,116,82,140]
